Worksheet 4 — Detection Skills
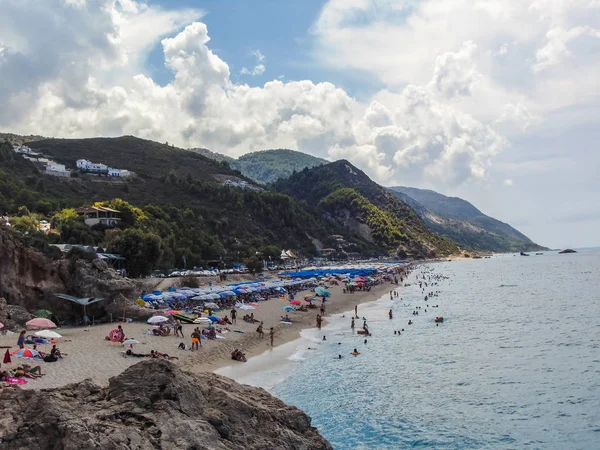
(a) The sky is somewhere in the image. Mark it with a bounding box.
[0,0,599,248]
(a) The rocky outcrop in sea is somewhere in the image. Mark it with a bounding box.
[0,360,332,450]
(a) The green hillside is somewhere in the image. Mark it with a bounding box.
[0,138,380,275]
[273,161,458,258]
[389,186,546,252]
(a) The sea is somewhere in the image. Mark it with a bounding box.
[216,249,600,449]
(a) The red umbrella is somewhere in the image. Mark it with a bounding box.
[289,300,302,305]
[26,318,56,329]
[3,349,11,364]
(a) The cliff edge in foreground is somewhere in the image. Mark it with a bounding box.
[0,360,332,450]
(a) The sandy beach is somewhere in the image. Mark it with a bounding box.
[0,279,397,390]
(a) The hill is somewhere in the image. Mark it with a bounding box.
[196,147,326,184]
[233,149,327,184]
[0,137,380,274]
[389,186,545,252]
[273,161,458,258]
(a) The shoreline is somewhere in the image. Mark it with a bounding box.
[0,276,398,390]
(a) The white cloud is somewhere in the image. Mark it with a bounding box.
[504,178,514,186]
[241,48,266,76]
[0,0,598,192]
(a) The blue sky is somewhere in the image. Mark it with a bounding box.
[1,0,599,248]
[144,0,384,99]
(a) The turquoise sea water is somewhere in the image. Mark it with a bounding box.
[270,250,600,449]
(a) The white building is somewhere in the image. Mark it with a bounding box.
[45,162,71,177]
[75,206,121,227]
[12,145,32,154]
[76,159,107,173]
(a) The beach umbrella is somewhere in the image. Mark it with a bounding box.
[193,317,211,324]
[13,348,41,359]
[34,330,62,339]
[26,318,57,329]
[314,287,327,295]
[207,315,221,323]
[109,329,124,342]
[250,302,259,307]
[239,304,255,310]
[166,310,178,315]
[3,349,10,364]
[289,300,302,305]
[123,339,139,346]
[147,316,169,324]
[282,306,296,312]
[34,309,53,318]
[204,302,219,309]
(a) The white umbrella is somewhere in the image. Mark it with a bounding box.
[147,316,169,324]
[239,304,255,310]
[34,330,62,339]
[123,339,139,345]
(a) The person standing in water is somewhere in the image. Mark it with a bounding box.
[351,317,355,329]
[354,304,358,316]
[389,309,393,319]
[316,314,322,330]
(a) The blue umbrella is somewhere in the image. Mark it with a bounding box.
[208,315,221,322]
[282,306,295,312]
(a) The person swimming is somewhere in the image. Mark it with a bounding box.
[408,320,413,325]
[351,348,360,356]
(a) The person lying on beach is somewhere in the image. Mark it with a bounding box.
[125,349,151,357]
[150,350,179,360]
[14,365,44,379]
[32,344,46,358]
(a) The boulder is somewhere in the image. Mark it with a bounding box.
[558,248,577,254]
[0,360,333,450]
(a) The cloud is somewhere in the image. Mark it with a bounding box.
[504,178,514,186]
[0,0,598,190]
[241,48,266,76]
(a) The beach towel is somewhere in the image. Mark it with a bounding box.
[3,349,11,364]
[7,377,27,385]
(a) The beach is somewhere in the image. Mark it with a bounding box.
[0,278,396,390]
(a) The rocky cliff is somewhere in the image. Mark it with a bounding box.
[0,360,332,450]
[0,227,142,327]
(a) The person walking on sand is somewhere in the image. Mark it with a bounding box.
[257,321,264,338]
[269,327,275,346]
[175,319,183,338]
[230,307,237,324]
[17,330,26,349]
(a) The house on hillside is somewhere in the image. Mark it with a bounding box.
[45,162,71,177]
[107,167,133,177]
[75,206,121,227]
[77,159,108,173]
[12,145,33,154]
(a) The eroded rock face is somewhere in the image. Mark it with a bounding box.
[0,228,142,326]
[0,360,332,450]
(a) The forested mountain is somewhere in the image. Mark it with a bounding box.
[196,148,326,184]
[0,137,379,276]
[389,186,545,252]
[273,161,458,258]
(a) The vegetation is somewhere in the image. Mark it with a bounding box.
[195,147,326,184]
[0,138,382,276]
[274,160,459,257]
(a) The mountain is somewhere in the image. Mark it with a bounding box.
[196,148,326,184]
[0,136,382,274]
[389,186,545,252]
[273,161,459,258]
[233,149,327,184]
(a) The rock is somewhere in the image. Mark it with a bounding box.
[0,360,333,450]
[558,248,577,254]
[0,228,142,324]
[0,297,35,331]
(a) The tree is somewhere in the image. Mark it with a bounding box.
[261,245,281,261]
[105,228,163,278]
[244,256,263,274]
